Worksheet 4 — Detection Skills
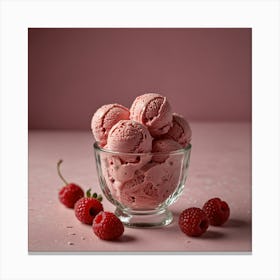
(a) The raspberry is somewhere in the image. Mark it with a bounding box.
[93,211,124,240]
[74,190,103,224]
[178,207,209,237]
[59,183,84,208]
[202,197,230,226]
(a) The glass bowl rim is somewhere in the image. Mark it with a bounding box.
[93,141,191,156]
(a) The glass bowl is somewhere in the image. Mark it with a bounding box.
[93,142,191,228]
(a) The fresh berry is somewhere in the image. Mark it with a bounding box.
[59,184,84,208]
[178,207,209,237]
[57,159,84,208]
[202,197,230,226]
[93,211,124,240]
[74,189,103,224]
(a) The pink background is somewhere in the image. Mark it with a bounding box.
[28,28,251,130]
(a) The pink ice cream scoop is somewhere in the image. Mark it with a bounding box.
[107,120,152,154]
[152,138,182,163]
[130,93,173,138]
[91,104,130,146]
[165,113,192,147]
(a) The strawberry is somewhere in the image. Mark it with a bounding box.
[57,159,84,208]
[202,197,230,226]
[93,211,124,240]
[74,189,103,225]
[178,207,209,237]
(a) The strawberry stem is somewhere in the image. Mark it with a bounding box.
[57,159,69,185]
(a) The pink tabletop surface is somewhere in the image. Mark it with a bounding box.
[28,122,251,253]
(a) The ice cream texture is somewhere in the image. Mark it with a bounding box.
[101,154,183,209]
[152,138,182,163]
[165,113,192,147]
[130,93,173,137]
[107,120,152,154]
[91,104,130,146]
[92,93,191,210]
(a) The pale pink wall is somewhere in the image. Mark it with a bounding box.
[28,28,251,129]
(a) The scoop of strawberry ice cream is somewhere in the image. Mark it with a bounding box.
[91,104,130,146]
[165,113,192,147]
[107,120,152,154]
[130,93,173,137]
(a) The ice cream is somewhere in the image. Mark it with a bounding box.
[92,93,191,211]
[152,138,182,163]
[106,154,151,182]
[105,154,183,209]
[107,120,152,154]
[106,120,152,164]
[101,138,183,209]
[130,93,173,137]
[165,113,192,147]
[91,104,130,146]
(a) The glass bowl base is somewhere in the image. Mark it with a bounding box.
[115,207,173,228]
